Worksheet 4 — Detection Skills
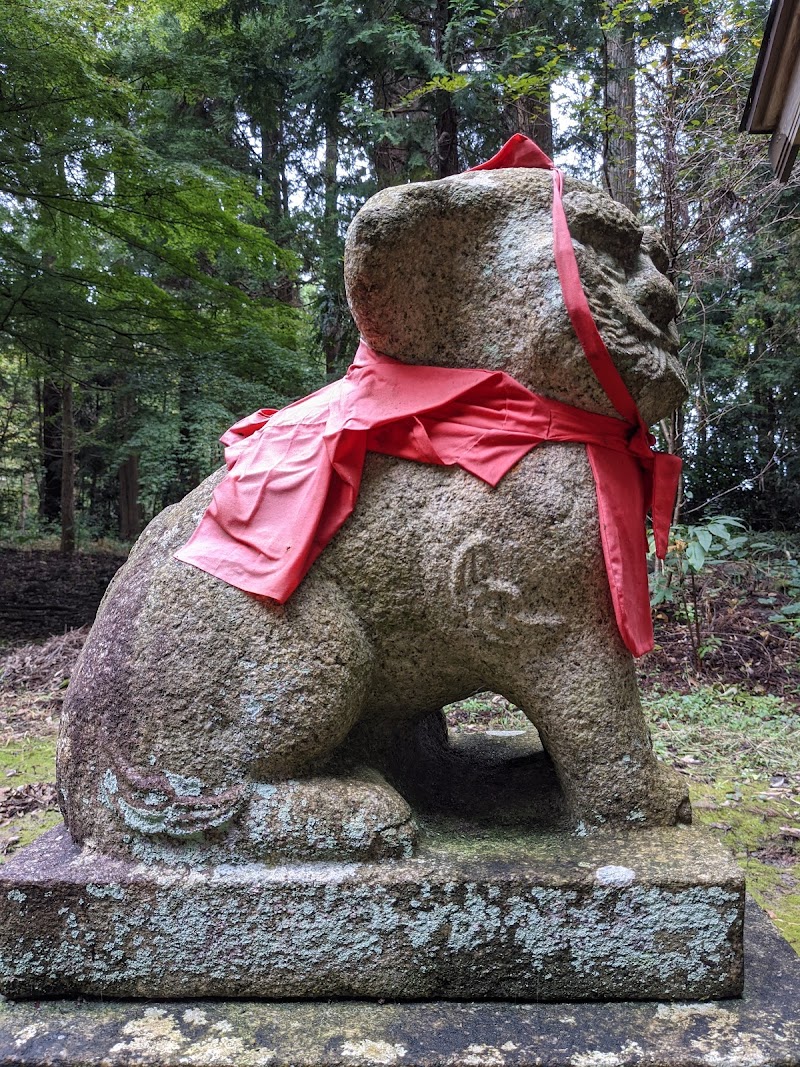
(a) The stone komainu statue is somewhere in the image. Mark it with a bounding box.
[58,140,690,865]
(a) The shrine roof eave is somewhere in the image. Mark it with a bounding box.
[741,0,800,181]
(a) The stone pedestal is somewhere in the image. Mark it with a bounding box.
[0,819,742,1001]
[0,902,797,1067]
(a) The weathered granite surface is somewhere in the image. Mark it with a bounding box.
[0,814,743,1000]
[58,167,690,868]
[0,902,796,1066]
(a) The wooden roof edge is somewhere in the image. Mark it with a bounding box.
[741,0,799,133]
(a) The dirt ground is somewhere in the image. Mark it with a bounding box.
[0,548,124,642]
[638,557,800,701]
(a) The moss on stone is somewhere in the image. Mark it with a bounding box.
[690,778,800,952]
[0,901,797,1066]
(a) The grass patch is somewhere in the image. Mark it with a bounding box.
[690,778,800,951]
[643,686,800,780]
[0,737,59,862]
[445,693,529,732]
[1,808,63,859]
[0,737,58,787]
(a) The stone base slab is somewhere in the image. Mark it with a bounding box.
[0,902,796,1067]
[0,824,743,1001]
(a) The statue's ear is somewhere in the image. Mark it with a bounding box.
[344,181,464,362]
[344,170,552,371]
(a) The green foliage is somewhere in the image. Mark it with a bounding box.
[649,515,746,608]
[648,516,800,665]
[680,185,800,529]
[0,0,319,540]
[0,0,796,554]
[649,517,800,595]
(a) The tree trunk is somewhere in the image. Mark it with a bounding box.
[175,372,201,499]
[603,20,638,213]
[670,406,685,525]
[433,0,459,178]
[117,385,141,542]
[60,372,76,554]
[499,0,554,159]
[320,121,347,378]
[259,112,297,304]
[259,117,283,227]
[39,377,62,524]
[20,471,31,533]
[658,41,686,522]
[516,96,554,157]
[435,92,459,177]
[662,42,682,283]
[372,75,415,188]
[504,95,554,159]
[118,453,141,542]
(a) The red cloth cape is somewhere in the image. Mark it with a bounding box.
[176,135,681,657]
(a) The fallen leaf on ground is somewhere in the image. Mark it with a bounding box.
[0,835,20,854]
[0,782,57,824]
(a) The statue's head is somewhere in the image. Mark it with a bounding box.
[344,168,686,425]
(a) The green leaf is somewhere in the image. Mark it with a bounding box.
[706,522,732,540]
[686,541,707,571]
[695,528,713,551]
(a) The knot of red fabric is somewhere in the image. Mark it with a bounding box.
[175,135,681,658]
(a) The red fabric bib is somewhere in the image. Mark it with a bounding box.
[176,135,681,657]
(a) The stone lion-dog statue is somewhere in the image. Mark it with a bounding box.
[58,157,690,865]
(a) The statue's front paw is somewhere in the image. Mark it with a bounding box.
[566,760,692,832]
[647,762,692,826]
[98,756,247,839]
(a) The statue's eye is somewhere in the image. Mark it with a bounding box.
[591,249,627,283]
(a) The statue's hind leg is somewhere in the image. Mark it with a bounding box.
[59,527,415,864]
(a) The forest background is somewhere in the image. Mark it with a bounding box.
[1,0,798,551]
